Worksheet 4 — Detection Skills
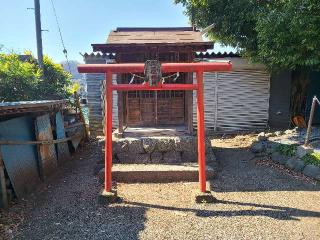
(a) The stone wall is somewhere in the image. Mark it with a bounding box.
[112,135,216,164]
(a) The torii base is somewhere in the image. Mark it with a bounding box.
[194,191,217,204]
[98,189,120,205]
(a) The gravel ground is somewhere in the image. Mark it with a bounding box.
[1,135,320,240]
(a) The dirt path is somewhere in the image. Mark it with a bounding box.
[1,136,320,240]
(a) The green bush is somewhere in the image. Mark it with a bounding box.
[302,152,320,167]
[0,53,71,102]
[277,144,297,157]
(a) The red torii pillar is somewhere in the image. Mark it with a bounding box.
[78,62,232,193]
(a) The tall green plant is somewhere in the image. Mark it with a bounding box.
[0,53,71,102]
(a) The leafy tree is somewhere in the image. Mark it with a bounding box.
[0,54,40,101]
[176,0,320,115]
[0,53,71,102]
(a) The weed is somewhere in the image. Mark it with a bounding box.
[277,144,296,157]
[302,152,320,167]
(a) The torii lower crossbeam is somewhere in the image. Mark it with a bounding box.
[78,62,232,193]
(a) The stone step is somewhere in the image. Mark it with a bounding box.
[98,163,215,183]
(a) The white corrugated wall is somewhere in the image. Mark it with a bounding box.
[194,70,270,132]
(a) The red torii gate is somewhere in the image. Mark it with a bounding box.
[78,61,232,193]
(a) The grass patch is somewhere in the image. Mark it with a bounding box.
[302,152,320,167]
[277,144,297,157]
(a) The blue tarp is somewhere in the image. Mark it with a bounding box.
[0,116,40,198]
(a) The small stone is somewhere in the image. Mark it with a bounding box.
[284,129,296,135]
[265,133,274,138]
[251,141,266,153]
[285,157,305,172]
[274,131,282,136]
[296,145,314,158]
[271,152,288,164]
[303,165,320,180]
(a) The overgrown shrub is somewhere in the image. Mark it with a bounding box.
[277,144,297,157]
[302,152,320,167]
[0,53,71,102]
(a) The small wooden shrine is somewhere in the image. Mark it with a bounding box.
[92,27,213,136]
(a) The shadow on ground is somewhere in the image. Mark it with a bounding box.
[212,146,320,192]
[122,198,320,221]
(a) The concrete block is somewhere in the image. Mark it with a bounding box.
[98,164,215,183]
[285,157,305,172]
[194,191,217,204]
[303,165,320,180]
[296,145,313,158]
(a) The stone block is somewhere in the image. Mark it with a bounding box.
[142,138,157,153]
[157,138,175,152]
[163,151,181,163]
[303,165,320,180]
[251,141,266,153]
[296,145,313,158]
[174,136,195,152]
[181,151,197,162]
[150,152,163,163]
[127,138,144,153]
[117,152,150,163]
[285,157,305,172]
[271,152,288,165]
[112,139,129,154]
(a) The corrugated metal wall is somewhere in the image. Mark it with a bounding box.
[84,56,118,136]
[193,70,270,132]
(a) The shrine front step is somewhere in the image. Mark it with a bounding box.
[98,163,215,183]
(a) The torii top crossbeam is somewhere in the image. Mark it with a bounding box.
[78,61,232,193]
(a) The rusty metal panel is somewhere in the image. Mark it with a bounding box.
[35,114,57,179]
[55,112,70,163]
[0,116,40,198]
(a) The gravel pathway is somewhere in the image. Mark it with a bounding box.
[1,136,320,240]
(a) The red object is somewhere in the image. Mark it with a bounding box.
[78,62,232,193]
[78,61,232,74]
[112,83,198,91]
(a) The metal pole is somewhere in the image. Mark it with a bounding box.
[105,72,113,192]
[34,0,44,70]
[196,71,206,192]
[305,96,317,146]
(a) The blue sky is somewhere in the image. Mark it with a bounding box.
[0,0,233,63]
